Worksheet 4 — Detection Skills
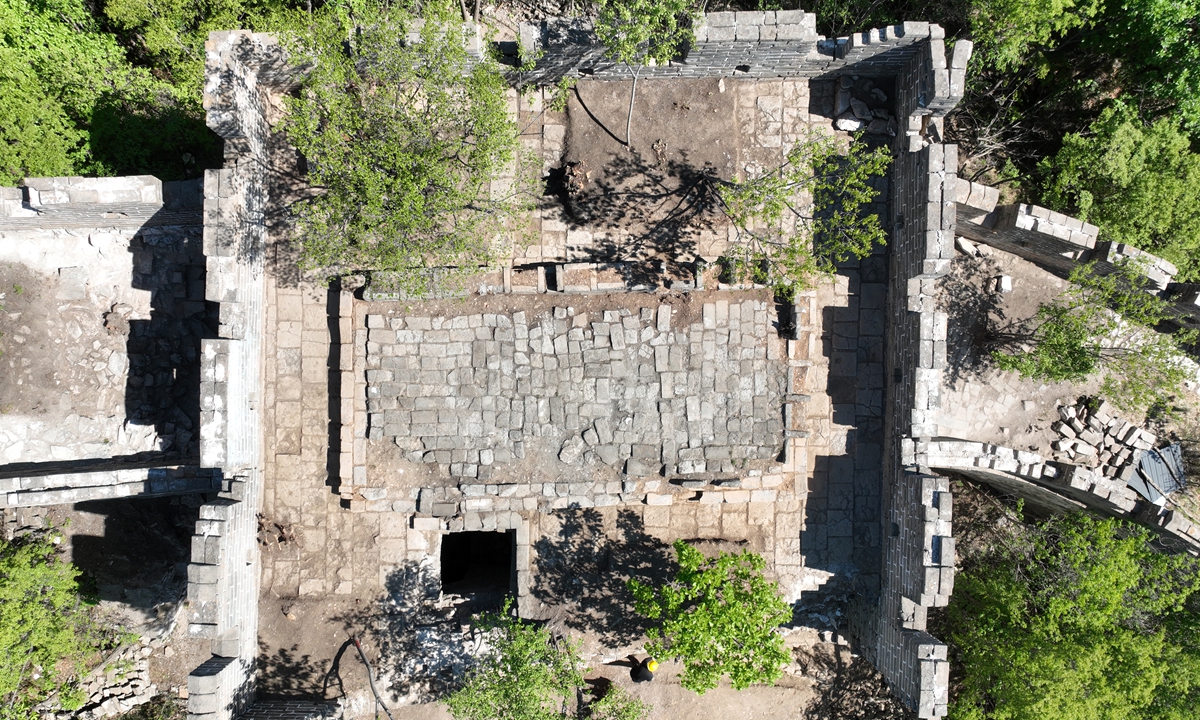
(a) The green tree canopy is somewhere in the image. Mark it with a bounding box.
[1084,0,1200,131]
[0,0,223,182]
[446,600,649,720]
[592,0,698,148]
[1039,102,1200,280]
[446,601,584,720]
[970,0,1101,72]
[593,0,696,68]
[279,0,531,288]
[991,260,1196,413]
[717,131,891,298]
[100,0,307,97]
[0,531,110,720]
[628,540,792,694]
[946,513,1200,720]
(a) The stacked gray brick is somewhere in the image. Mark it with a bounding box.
[920,438,1200,552]
[1,466,218,508]
[0,175,204,229]
[851,31,970,720]
[516,12,962,84]
[188,30,303,720]
[866,140,955,719]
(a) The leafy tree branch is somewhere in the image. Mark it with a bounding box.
[716,131,891,298]
[990,259,1197,413]
[946,512,1200,720]
[593,0,699,149]
[628,540,792,694]
[0,530,117,720]
[446,599,649,720]
[278,0,535,292]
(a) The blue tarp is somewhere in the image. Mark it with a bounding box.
[1129,444,1187,506]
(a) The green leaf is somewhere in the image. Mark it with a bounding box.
[628,540,791,694]
[717,131,891,297]
[446,599,586,720]
[279,0,534,291]
[946,514,1200,720]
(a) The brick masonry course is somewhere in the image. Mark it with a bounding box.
[364,301,785,483]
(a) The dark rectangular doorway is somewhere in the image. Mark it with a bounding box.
[440,530,515,609]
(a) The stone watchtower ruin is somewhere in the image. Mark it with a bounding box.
[0,10,977,720]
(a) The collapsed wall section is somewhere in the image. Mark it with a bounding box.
[0,174,216,503]
[187,30,298,720]
[954,178,1198,329]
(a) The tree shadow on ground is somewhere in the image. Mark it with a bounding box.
[937,253,1008,386]
[330,559,484,704]
[256,642,325,700]
[89,95,222,181]
[550,151,726,276]
[554,84,730,274]
[531,508,674,648]
[798,643,917,720]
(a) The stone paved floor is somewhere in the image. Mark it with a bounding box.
[256,73,893,693]
[259,277,887,596]
[261,278,386,598]
[795,253,887,601]
[364,300,785,483]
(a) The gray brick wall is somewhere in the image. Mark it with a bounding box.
[0,176,202,229]
[515,13,965,87]
[188,30,299,720]
[867,138,955,719]
[1,465,217,507]
[856,34,964,716]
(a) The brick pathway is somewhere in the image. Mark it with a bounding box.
[261,279,384,598]
[793,255,887,600]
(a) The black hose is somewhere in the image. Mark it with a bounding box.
[351,636,396,720]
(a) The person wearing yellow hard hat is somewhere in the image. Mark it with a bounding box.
[631,657,657,682]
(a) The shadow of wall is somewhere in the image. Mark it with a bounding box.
[124,180,218,461]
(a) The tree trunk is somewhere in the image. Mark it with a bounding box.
[626,66,640,149]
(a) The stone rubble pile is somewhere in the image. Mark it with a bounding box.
[833,75,897,135]
[1051,400,1155,483]
[39,638,160,720]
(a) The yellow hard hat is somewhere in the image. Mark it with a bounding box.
[646,659,659,672]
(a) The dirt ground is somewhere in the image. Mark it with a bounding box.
[0,262,124,417]
[936,245,1105,450]
[558,77,737,266]
[555,75,816,267]
[256,592,912,720]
